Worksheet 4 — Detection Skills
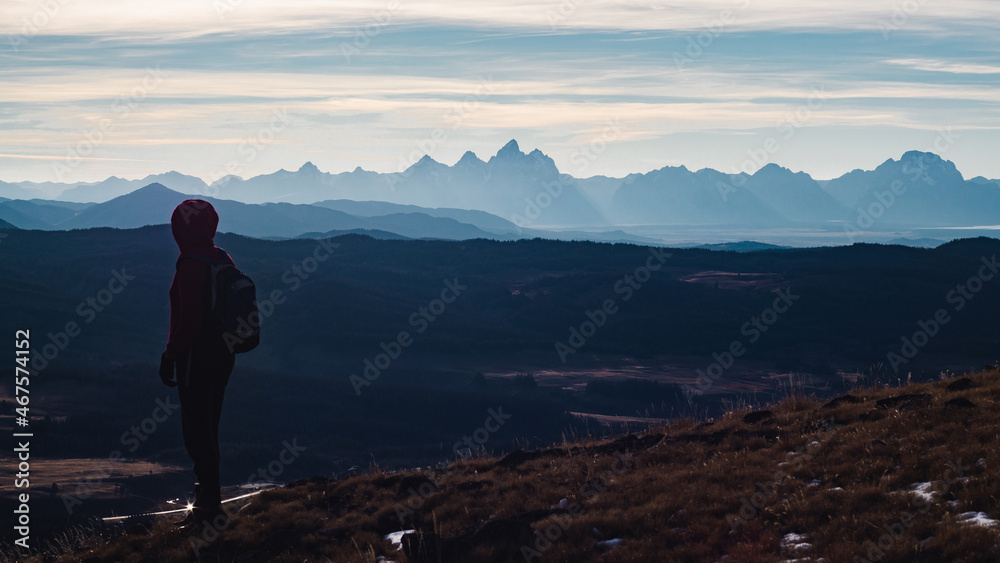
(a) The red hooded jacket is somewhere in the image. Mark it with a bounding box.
[164,199,234,359]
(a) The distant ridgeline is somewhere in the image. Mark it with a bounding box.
[1,146,999,240]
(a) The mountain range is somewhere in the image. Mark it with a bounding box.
[0,183,670,244]
[0,184,508,240]
[0,143,997,240]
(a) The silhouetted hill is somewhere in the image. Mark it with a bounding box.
[346,212,498,240]
[312,199,520,233]
[1,199,79,227]
[46,183,500,240]
[293,229,412,241]
[886,237,946,248]
[694,241,791,252]
[3,184,669,243]
[0,200,58,230]
[26,198,91,210]
[2,226,997,379]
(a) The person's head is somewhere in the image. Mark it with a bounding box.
[171,199,218,249]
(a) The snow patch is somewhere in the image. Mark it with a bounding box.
[781,533,812,554]
[957,512,1000,528]
[385,529,416,551]
[911,481,935,503]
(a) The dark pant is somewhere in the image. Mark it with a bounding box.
[175,336,235,506]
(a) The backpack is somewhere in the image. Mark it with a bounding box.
[177,248,260,354]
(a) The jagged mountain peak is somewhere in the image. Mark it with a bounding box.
[752,162,813,181]
[485,140,560,178]
[880,150,963,182]
[755,162,790,174]
[403,154,447,174]
[456,150,484,166]
[648,164,691,176]
[497,139,521,156]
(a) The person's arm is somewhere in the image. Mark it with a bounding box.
[164,259,208,359]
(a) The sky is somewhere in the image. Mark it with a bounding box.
[1,0,999,184]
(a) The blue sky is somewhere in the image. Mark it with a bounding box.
[1,0,998,184]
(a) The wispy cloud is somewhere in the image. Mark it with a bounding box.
[886,58,1000,75]
[2,1,999,182]
[2,0,999,36]
[0,153,163,162]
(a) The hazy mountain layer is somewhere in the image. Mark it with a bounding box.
[1,146,997,230]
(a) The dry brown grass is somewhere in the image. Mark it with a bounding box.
[17,366,1000,562]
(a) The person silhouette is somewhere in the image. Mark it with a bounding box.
[159,199,236,525]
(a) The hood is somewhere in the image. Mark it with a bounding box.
[171,199,218,254]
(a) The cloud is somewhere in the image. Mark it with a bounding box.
[2,0,999,37]
[2,1,999,182]
[0,153,162,162]
[886,58,1000,75]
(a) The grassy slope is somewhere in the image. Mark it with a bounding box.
[17,367,1000,563]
